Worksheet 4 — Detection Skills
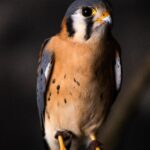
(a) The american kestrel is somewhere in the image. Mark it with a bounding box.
[37,0,122,150]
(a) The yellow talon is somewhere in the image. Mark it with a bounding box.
[90,134,102,150]
[96,147,101,150]
[90,135,96,141]
[58,135,67,150]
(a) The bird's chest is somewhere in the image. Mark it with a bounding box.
[47,42,101,102]
[46,55,106,133]
[47,45,102,107]
[45,39,111,135]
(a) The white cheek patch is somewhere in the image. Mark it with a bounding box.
[115,54,121,90]
[72,11,86,42]
[45,62,51,80]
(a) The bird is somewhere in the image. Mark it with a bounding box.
[37,0,122,150]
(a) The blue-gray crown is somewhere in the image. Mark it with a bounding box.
[65,0,110,18]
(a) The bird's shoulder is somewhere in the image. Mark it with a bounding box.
[43,35,70,53]
[38,35,63,58]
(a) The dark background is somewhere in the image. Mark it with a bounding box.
[0,0,150,149]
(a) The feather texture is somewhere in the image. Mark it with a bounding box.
[37,46,54,131]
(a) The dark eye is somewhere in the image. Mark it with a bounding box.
[82,7,93,17]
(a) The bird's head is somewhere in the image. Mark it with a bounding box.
[60,0,112,43]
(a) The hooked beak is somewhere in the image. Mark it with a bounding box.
[95,11,112,24]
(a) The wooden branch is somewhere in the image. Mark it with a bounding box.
[100,56,150,150]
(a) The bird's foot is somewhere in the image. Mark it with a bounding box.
[87,135,103,150]
[87,140,103,150]
[55,130,73,150]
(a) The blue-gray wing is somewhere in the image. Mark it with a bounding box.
[114,50,122,91]
[111,37,122,104]
[37,40,54,131]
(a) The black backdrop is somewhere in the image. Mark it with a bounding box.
[0,0,150,150]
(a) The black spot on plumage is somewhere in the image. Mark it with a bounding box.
[56,85,60,94]
[57,85,60,90]
[74,78,80,86]
[41,68,43,74]
[64,74,66,79]
[64,98,67,104]
[84,17,94,40]
[77,81,80,86]
[48,97,50,101]
[66,17,75,37]
[52,79,56,84]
